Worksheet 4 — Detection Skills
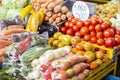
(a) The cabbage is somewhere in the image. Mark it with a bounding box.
[0,7,8,19]
[2,0,27,9]
[6,8,23,18]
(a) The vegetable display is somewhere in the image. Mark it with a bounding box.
[0,0,120,80]
[60,16,120,48]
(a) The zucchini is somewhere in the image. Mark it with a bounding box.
[24,13,32,29]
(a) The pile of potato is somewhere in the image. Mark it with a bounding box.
[31,0,72,24]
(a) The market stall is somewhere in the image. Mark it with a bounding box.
[0,0,120,80]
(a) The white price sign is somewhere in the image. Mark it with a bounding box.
[72,1,89,21]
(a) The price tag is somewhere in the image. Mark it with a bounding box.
[72,1,89,21]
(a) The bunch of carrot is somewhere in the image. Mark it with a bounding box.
[0,25,26,64]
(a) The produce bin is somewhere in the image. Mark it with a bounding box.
[103,75,120,80]
[84,41,118,80]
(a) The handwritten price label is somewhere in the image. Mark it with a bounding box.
[72,1,89,21]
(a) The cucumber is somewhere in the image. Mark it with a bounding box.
[24,13,32,29]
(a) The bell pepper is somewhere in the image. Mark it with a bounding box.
[20,5,32,19]
[31,13,40,32]
[26,13,40,32]
[39,11,44,25]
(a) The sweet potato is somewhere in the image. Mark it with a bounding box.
[54,5,62,13]
[61,14,67,20]
[47,2,56,10]
[61,6,69,14]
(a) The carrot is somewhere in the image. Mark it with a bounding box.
[1,29,26,36]
[0,35,12,39]
[3,25,24,31]
[0,39,12,48]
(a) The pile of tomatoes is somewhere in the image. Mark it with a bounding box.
[60,16,120,48]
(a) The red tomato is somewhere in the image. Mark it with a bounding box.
[84,19,91,27]
[111,26,116,33]
[105,38,115,47]
[116,30,120,35]
[103,20,112,27]
[115,35,120,45]
[89,25,95,31]
[91,37,97,43]
[71,19,77,25]
[61,27,67,34]
[83,35,91,41]
[91,19,98,26]
[97,39,105,45]
[68,16,74,22]
[96,32,104,38]
[69,22,74,28]
[66,28,74,36]
[65,22,69,28]
[76,21,84,28]
[90,31,96,37]
[80,27,89,36]
[101,23,109,30]
[95,24,102,31]
[98,19,103,24]
[103,28,115,38]
[71,18,79,25]
[75,31,82,37]
[73,25,79,32]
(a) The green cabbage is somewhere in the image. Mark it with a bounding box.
[2,0,27,9]
[0,7,8,19]
[6,8,23,18]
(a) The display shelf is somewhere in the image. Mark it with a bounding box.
[86,61,116,80]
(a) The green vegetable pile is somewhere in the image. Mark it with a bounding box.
[0,0,30,19]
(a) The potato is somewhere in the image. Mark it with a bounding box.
[52,14,57,19]
[57,12,62,17]
[39,8,44,12]
[55,17,61,24]
[61,6,69,14]
[46,11,53,17]
[66,12,73,18]
[41,1,50,8]
[61,14,67,20]
[43,8,48,13]
[54,5,62,13]
[47,2,56,11]
[49,18,54,23]
[52,21,56,25]
[45,16,50,21]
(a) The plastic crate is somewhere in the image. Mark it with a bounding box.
[103,75,120,80]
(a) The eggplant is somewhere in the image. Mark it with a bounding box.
[47,25,58,37]
[15,15,23,25]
